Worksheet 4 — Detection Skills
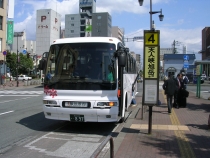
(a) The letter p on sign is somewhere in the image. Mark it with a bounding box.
[41,16,47,22]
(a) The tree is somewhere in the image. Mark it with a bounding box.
[6,51,33,76]
[6,51,17,76]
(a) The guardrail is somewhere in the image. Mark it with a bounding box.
[90,135,114,158]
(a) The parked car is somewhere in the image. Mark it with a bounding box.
[201,74,207,80]
[16,75,32,81]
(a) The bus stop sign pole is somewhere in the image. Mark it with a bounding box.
[142,30,160,134]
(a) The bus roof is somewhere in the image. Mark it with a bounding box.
[52,37,122,45]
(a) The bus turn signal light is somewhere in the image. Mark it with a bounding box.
[109,102,114,106]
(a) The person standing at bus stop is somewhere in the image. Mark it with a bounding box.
[173,73,182,109]
[162,74,176,113]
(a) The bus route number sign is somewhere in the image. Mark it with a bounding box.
[145,32,159,46]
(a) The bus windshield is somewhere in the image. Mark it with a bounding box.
[44,42,116,90]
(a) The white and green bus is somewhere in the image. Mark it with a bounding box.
[39,37,138,123]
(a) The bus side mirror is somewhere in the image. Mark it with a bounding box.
[117,48,127,67]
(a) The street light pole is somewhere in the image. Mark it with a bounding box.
[138,0,164,30]
[150,0,152,30]
[16,34,19,87]
[15,32,24,87]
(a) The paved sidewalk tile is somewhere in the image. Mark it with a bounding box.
[114,89,210,158]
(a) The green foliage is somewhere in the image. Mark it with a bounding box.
[6,51,33,76]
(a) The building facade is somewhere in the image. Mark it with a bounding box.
[36,9,61,55]
[10,31,36,55]
[163,54,196,79]
[201,27,210,60]
[111,26,124,42]
[65,0,111,38]
[160,48,173,79]
[92,12,112,37]
[0,0,7,61]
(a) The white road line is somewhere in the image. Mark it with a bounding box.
[0,111,14,116]
[0,97,36,103]
[0,95,40,96]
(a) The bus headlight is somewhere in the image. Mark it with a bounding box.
[43,100,57,104]
[97,102,117,107]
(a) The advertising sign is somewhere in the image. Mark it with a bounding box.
[85,19,92,37]
[7,20,14,44]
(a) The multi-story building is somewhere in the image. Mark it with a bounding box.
[111,26,124,43]
[36,9,61,55]
[10,31,36,55]
[92,12,112,37]
[0,0,7,61]
[200,27,210,60]
[65,0,111,38]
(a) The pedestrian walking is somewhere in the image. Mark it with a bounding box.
[162,74,177,113]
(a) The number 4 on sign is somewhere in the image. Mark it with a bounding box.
[148,34,155,43]
[145,32,159,45]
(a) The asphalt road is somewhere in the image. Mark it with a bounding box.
[0,82,208,157]
[0,87,121,158]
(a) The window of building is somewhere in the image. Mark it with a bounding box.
[71,30,74,33]
[0,0,3,8]
[0,16,2,30]
[71,17,74,20]
[0,38,2,52]
[71,23,74,26]
[97,16,101,19]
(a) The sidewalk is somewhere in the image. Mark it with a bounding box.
[111,83,210,158]
[0,80,42,90]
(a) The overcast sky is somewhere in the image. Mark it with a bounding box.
[12,0,210,60]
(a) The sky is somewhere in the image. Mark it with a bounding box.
[12,0,210,60]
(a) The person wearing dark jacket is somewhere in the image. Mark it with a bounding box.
[162,74,176,113]
[173,73,182,109]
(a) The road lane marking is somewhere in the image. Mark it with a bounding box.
[0,96,38,104]
[0,95,40,97]
[0,111,14,116]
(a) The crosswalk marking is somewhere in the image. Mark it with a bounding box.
[0,91,43,95]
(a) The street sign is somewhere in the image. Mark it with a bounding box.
[133,36,143,40]
[183,55,189,61]
[144,32,159,45]
[143,30,160,106]
[196,65,201,75]
[3,51,7,55]
[22,50,27,54]
[183,62,189,68]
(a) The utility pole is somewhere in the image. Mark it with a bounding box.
[173,40,176,54]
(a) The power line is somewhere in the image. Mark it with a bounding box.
[124,30,143,38]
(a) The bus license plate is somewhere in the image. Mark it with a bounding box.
[70,115,85,122]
